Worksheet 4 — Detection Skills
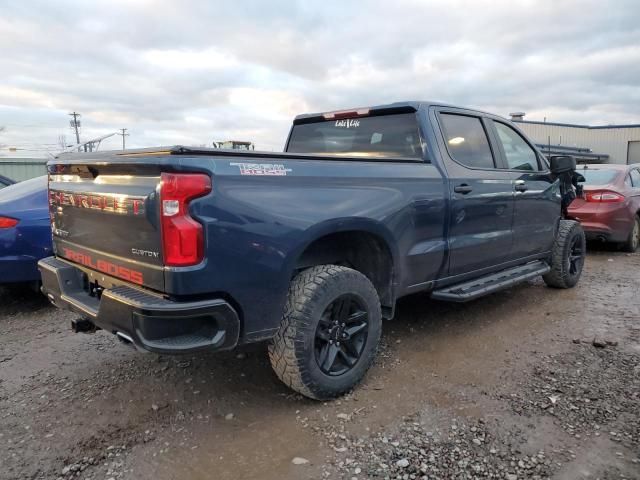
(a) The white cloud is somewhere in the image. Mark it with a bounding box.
[1,0,640,157]
[142,47,238,70]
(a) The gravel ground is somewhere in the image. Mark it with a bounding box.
[323,341,639,479]
[1,248,639,479]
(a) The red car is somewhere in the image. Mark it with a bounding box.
[569,164,640,252]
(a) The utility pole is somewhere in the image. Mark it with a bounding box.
[68,112,82,151]
[117,128,129,150]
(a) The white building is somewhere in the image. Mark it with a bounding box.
[512,115,640,165]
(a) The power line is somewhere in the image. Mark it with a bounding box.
[117,128,129,150]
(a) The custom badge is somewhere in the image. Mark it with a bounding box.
[230,163,292,176]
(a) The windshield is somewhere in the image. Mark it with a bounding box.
[287,113,423,159]
[578,169,619,185]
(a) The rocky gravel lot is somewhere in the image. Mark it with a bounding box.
[1,248,639,480]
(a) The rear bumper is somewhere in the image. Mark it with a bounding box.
[576,221,629,243]
[569,203,632,243]
[581,224,618,242]
[38,256,240,354]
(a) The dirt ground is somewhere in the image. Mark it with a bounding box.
[1,248,639,480]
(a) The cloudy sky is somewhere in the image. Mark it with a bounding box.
[1,0,639,157]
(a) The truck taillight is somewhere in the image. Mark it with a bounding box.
[0,216,19,228]
[323,108,370,120]
[160,173,211,266]
[585,190,625,203]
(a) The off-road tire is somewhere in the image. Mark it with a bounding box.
[268,265,382,400]
[622,216,639,253]
[543,219,586,288]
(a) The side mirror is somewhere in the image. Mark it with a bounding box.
[549,155,576,174]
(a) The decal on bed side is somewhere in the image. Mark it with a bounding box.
[230,163,292,176]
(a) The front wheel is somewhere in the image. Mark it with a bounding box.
[268,265,382,400]
[543,219,586,288]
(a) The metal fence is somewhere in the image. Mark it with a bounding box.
[0,158,48,182]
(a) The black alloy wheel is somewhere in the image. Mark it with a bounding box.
[268,265,382,400]
[568,234,585,275]
[543,219,586,289]
[314,294,369,376]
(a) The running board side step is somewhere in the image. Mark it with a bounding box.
[431,261,550,302]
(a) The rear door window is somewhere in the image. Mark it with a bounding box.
[630,169,640,187]
[439,113,495,169]
[493,122,540,171]
[287,113,422,159]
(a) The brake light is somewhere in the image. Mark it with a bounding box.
[585,190,625,203]
[160,173,211,266]
[0,216,19,228]
[323,108,370,120]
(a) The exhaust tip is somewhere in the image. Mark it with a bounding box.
[116,331,134,345]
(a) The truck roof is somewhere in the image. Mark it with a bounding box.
[293,100,499,124]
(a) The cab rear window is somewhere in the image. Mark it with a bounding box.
[287,113,422,159]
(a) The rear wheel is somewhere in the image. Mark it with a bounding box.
[268,265,382,400]
[622,216,640,253]
[543,220,586,288]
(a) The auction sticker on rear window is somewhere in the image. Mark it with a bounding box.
[230,163,292,176]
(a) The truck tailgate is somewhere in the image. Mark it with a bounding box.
[49,167,164,291]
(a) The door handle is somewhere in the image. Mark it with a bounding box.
[514,181,528,192]
[454,184,473,194]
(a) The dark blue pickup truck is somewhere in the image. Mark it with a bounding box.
[39,101,585,399]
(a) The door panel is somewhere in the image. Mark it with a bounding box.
[511,173,560,256]
[447,176,515,274]
[490,120,559,258]
[436,111,515,276]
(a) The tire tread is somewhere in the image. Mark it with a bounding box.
[268,265,380,400]
[543,219,585,288]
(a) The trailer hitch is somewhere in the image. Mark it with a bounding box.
[71,317,100,334]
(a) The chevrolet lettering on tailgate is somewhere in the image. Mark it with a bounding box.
[49,190,146,216]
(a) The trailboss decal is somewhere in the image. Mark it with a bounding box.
[334,119,360,128]
[230,163,292,176]
[61,246,144,285]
